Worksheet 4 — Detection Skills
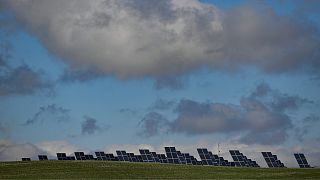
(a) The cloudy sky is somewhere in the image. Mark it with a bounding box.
[0,0,319,167]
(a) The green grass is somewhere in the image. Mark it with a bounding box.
[0,161,319,179]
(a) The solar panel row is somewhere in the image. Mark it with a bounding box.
[24,147,311,169]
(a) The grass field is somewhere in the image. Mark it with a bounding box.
[0,161,319,179]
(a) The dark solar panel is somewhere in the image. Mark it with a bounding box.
[139,149,154,162]
[38,155,48,161]
[126,153,138,162]
[177,151,187,164]
[294,153,311,168]
[56,153,67,160]
[197,148,230,166]
[22,158,31,161]
[75,152,86,160]
[157,154,168,163]
[197,148,214,165]
[57,152,76,160]
[85,154,95,160]
[74,152,95,160]
[165,147,183,164]
[261,152,285,168]
[116,150,130,161]
[135,155,143,162]
[106,153,117,161]
[95,152,107,161]
[229,150,259,167]
[150,152,161,162]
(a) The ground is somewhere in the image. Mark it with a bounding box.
[0,161,319,179]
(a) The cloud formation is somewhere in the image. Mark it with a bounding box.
[150,98,176,111]
[0,38,52,96]
[4,0,320,83]
[25,104,70,125]
[0,139,44,161]
[139,82,312,144]
[295,115,320,142]
[0,65,52,96]
[81,116,102,135]
[37,140,84,156]
[138,112,169,137]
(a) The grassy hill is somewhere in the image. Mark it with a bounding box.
[0,161,319,179]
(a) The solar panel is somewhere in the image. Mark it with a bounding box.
[150,152,161,162]
[75,152,86,160]
[116,150,130,161]
[229,150,259,167]
[58,153,76,160]
[134,155,143,162]
[165,147,182,164]
[106,153,117,161]
[21,158,31,161]
[294,153,311,168]
[38,155,48,161]
[57,153,67,160]
[157,154,168,163]
[95,152,107,161]
[139,149,154,162]
[197,148,230,166]
[84,154,95,160]
[182,153,198,165]
[197,148,214,165]
[261,152,285,168]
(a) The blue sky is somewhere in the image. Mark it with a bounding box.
[0,0,320,167]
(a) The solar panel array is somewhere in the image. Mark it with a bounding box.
[294,153,310,168]
[57,153,76,160]
[20,147,314,168]
[197,148,232,166]
[38,155,48,161]
[229,150,259,167]
[262,152,285,168]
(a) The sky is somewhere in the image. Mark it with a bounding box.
[0,0,320,167]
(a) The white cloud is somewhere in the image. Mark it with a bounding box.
[36,140,85,157]
[4,0,319,81]
[0,139,43,161]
